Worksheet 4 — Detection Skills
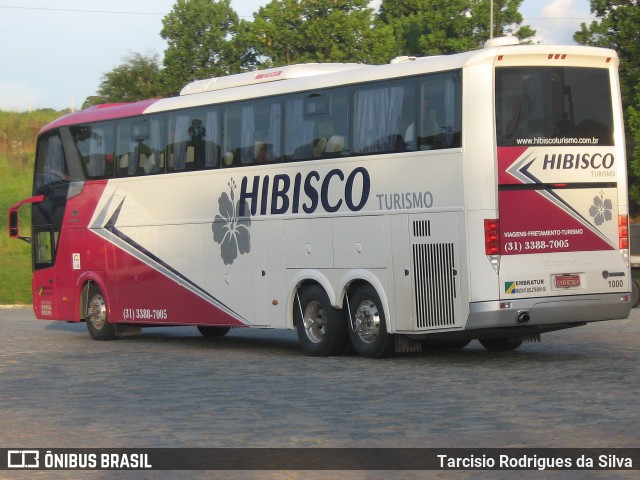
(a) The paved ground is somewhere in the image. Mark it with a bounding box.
[0,306,638,479]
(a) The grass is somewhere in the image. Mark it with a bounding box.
[0,155,33,304]
[0,153,34,304]
[0,254,32,304]
[0,109,63,304]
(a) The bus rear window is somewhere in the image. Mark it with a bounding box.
[495,67,614,147]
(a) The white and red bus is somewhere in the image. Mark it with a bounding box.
[9,37,632,357]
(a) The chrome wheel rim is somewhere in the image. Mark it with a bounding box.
[303,300,327,343]
[354,300,380,344]
[88,294,107,330]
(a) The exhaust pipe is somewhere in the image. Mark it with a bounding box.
[517,310,530,324]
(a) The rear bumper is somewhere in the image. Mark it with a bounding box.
[467,292,632,330]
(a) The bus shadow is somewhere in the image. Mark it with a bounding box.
[119,326,304,356]
[45,321,87,332]
[411,341,601,365]
[44,322,603,362]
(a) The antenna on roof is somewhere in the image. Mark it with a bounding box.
[490,0,494,39]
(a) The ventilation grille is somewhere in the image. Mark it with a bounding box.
[412,242,456,328]
[413,220,431,237]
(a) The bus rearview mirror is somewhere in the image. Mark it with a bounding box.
[9,210,19,238]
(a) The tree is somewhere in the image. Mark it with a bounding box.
[575,1,640,210]
[246,0,397,66]
[379,0,534,56]
[574,0,639,93]
[83,52,163,109]
[160,0,253,96]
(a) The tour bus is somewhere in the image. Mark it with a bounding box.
[8,37,632,357]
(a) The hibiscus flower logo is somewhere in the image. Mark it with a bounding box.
[588,191,613,226]
[212,179,251,265]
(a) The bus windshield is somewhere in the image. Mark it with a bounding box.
[495,67,614,147]
[33,131,70,193]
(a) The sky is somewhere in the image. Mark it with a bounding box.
[0,0,596,112]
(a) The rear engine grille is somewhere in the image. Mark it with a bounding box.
[412,242,456,328]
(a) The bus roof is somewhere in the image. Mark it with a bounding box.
[40,99,160,134]
[180,63,366,95]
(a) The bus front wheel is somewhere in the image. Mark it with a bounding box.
[479,337,522,351]
[197,326,231,337]
[295,285,349,356]
[86,284,117,341]
[348,285,395,358]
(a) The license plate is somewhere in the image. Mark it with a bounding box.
[554,274,581,288]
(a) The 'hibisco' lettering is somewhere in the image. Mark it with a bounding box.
[238,167,370,217]
[542,153,614,170]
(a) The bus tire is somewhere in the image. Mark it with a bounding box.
[295,285,349,356]
[479,337,522,352]
[86,284,117,341]
[632,279,640,308]
[348,285,394,358]
[197,326,231,337]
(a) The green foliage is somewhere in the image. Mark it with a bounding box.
[379,0,535,56]
[0,110,61,304]
[83,52,164,108]
[0,110,64,169]
[0,154,34,304]
[626,93,640,212]
[93,0,537,102]
[247,0,397,66]
[575,1,640,212]
[160,0,252,96]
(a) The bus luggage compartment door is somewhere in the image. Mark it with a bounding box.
[393,213,464,332]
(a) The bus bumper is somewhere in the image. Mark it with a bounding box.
[466,293,632,330]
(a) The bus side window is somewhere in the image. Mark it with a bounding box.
[353,80,415,154]
[70,123,115,179]
[116,120,135,177]
[324,90,349,157]
[168,114,190,172]
[254,100,282,164]
[137,117,165,175]
[224,100,282,167]
[169,109,220,171]
[201,109,221,169]
[284,89,348,161]
[285,95,317,161]
[419,71,461,150]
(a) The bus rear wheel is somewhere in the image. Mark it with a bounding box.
[479,337,522,351]
[295,285,349,356]
[86,284,117,341]
[348,285,395,358]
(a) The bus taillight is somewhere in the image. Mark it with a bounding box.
[484,219,501,255]
[619,215,629,249]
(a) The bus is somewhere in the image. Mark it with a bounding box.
[8,36,632,358]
